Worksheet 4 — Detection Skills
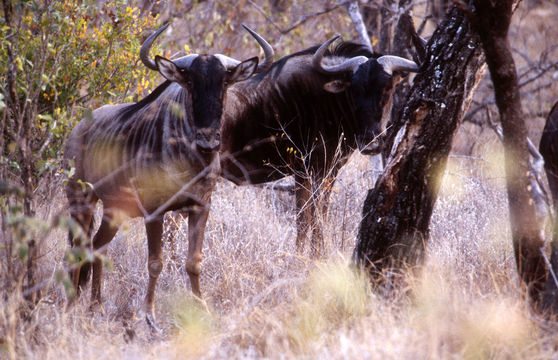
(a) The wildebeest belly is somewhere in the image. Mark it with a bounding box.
[93,159,215,214]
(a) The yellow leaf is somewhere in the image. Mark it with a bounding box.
[15,57,23,72]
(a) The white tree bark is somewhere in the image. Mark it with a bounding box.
[344,1,373,51]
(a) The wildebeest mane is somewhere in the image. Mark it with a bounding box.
[331,41,376,58]
[116,80,173,123]
[92,80,192,162]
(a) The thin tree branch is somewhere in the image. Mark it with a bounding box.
[248,0,351,35]
[344,1,373,50]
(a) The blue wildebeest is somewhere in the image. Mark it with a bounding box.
[540,101,558,204]
[220,36,418,254]
[65,24,273,326]
[540,101,558,309]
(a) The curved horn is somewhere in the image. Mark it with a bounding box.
[140,23,170,71]
[214,54,241,70]
[312,35,368,75]
[377,56,419,75]
[242,24,274,73]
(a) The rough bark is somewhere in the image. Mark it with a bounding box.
[471,0,547,305]
[355,6,486,273]
[385,8,418,162]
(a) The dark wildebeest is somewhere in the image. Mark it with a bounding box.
[540,101,558,310]
[540,101,558,208]
[220,36,419,254]
[65,24,273,326]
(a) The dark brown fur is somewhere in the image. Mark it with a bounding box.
[220,42,402,254]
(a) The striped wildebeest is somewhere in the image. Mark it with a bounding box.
[540,101,558,209]
[220,36,418,254]
[65,24,273,326]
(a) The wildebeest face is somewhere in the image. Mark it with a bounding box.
[155,55,258,152]
[350,59,396,155]
[314,37,418,156]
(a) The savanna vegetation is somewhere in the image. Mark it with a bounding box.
[2,0,558,358]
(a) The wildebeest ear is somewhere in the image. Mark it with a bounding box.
[323,80,351,93]
[229,57,259,83]
[155,55,182,83]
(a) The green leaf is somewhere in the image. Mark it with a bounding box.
[38,114,53,121]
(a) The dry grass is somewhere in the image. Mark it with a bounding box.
[3,2,558,359]
[2,146,558,359]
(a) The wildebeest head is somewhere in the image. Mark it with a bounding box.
[140,24,274,153]
[313,36,419,155]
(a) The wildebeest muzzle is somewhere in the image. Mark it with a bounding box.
[195,128,221,152]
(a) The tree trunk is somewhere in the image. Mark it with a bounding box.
[471,0,547,305]
[2,0,40,305]
[385,8,418,162]
[355,6,486,274]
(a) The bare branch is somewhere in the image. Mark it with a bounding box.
[344,1,373,50]
[486,109,553,234]
[248,0,351,35]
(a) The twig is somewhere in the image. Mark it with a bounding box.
[541,248,558,292]
[248,0,351,35]
[519,61,558,88]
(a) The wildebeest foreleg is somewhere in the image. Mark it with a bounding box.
[144,218,164,328]
[295,174,335,257]
[185,204,209,298]
[295,174,313,253]
[90,212,118,309]
[310,181,332,257]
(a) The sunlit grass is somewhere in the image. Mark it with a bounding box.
[168,294,218,358]
[285,259,371,352]
[2,145,558,359]
[5,14,558,355]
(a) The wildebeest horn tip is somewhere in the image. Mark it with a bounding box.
[140,23,171,71]
[241,24,274,73]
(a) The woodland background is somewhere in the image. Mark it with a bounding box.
[2,0,558,358]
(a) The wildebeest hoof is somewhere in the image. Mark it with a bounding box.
[89,301,105,315]
[123,322,137,343]
[192,295,211,314]
[145,312,162,334]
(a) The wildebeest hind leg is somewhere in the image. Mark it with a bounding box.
[143,218,164,329]
[310,174,337,257]
[90,211,118,310]
[295,175,312,253]
[67,185,98,298]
